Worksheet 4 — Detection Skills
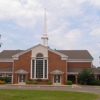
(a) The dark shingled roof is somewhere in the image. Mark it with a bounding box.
[0,50,93,60]
[57,50,93,59]
[0,50,23,59]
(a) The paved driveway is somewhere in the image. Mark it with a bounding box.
[0,84,100,94]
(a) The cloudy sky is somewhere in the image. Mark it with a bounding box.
[0,0,100,67]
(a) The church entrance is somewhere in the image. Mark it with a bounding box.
[18,74,26,84]
[53,75,61,84]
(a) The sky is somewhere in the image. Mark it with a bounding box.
[0,0,100,67]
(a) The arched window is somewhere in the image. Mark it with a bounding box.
[32,53,47,79]
[36,53,43,58]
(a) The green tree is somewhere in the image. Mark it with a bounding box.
[78,68,95,85]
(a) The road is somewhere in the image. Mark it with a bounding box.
[0,84,100,94]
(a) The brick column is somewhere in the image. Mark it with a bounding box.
[95,75,98,80]
[75,75,78,84]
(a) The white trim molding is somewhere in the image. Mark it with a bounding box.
[67,59,93,62]
[0,59,13,62]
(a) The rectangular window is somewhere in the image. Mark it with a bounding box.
[0,75,3,77]
[45,60,47,78]
[7,75,12,83]
[36,60,43,78]
[32,60,34,78]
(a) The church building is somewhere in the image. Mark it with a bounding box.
[0,12,100,85]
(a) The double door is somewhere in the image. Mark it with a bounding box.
[54,75,61,84]
[18,74,25,84]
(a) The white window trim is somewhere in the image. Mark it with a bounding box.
[31,58,48,79]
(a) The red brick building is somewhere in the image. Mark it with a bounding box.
[0,43,100,84]
[0,12,100,85]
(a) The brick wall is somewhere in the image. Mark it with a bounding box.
[13,51,31,83]
[0,62,12,70]
[67,62,91,68]
[48,51,67,84]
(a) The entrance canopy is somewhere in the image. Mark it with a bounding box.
[15,69,28,74]
[50,70,64,74]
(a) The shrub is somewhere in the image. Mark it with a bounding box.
[33,81,37,85]
[2,77,10,83]
[78,68,95,85]
[28,79,32,81]
[0,80,5,84]
[26,81,31,84]
[47,81,52,85]
[65,81,72,85]
[45,79,49,82]
[36,78,42,82]
[92,80,100,86]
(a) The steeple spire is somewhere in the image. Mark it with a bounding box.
[41,9,48,46]
[43,9,47,36]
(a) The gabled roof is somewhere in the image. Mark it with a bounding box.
[12,44,68,58]
[0,66,12,73]
[0,45,93,60]
[15,69,28,74]
[57,50,93,59]
[0,50,23,59]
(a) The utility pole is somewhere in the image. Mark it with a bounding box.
[0,35,2,47]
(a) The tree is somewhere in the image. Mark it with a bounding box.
[78,68,95,85]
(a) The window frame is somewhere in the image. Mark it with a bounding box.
[31,53,48,79]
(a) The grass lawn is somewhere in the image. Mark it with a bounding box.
[0,89,99,100]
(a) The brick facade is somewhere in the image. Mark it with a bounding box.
[48,51,67,84]
[67,62,91,68]
[13,51,31,84]
[0,62,12,70]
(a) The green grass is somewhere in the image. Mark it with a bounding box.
[0,89,99,100]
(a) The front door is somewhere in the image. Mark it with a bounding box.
[54,75,61,84]
[18,74,25,84]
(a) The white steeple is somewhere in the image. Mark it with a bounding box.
[41,9,48,46]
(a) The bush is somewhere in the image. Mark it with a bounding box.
[78,68,95,85]
[2,77,10,83]
[33,81,37,85]
[92,80,100,86]
[45,79,49,82]
[47,81,52,85]
[28,79,32,81]
[36,78,42,82]
[26,81,31,84]
[65,81,72,85]
[0,80,5,84]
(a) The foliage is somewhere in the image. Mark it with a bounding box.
[0,77,10,83]
[28,79,32,81]
[36,78,42,82]
[45,79,49,82]
[47,81,52,85]
[78,68,95,85]
[26,81,31,84]
[0,80,5,84]
[33,81,37,85]
[92,80,100,86]
[65,81,72,85]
